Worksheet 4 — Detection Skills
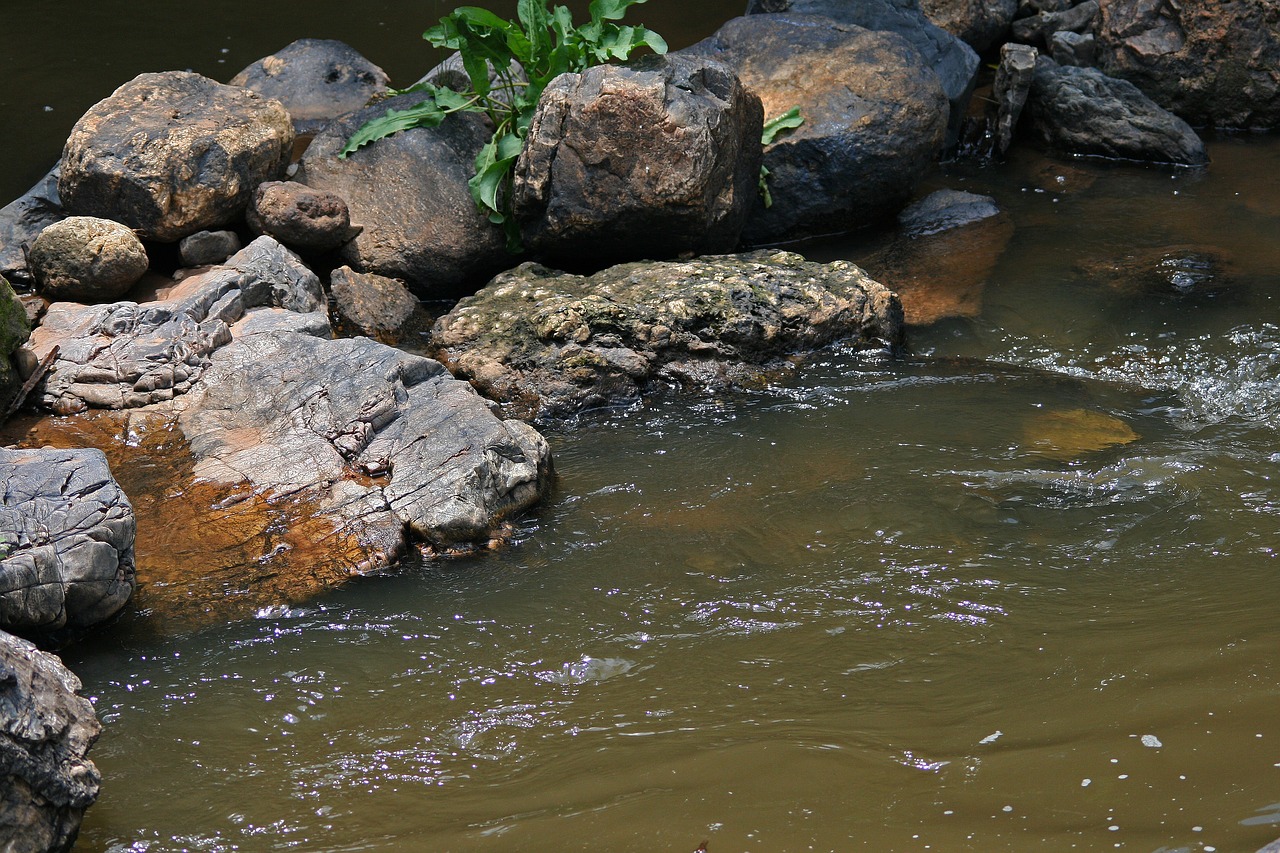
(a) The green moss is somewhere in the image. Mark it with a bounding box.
[0,275,29,356]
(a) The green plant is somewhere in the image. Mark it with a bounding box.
[340,0,668,250]
[758,107,804,209]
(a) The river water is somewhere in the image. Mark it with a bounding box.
[6,3,1280,852]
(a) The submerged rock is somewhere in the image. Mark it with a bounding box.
[0,446,135,640]
[28,216,149,304]
[0,629,101,853]
[0,167,65,287]
[58,71,294,242]
[1022,408,1139,459]
[431,251,904,422]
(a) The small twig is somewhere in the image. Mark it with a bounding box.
[3,345,59,420]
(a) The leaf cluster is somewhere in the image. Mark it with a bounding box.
[340,0,668,251]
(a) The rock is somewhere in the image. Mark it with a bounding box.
[1077,244,1238,296]
[1011,0,1098,47]
[297,94,508,298]
[1022,408,1138,459]
[684,14,949,243]
[512,54,763,267]
[178,230,242,267]
[329,266,429,346]
[1026,58,1209,165]
[0,276,30,418]
[898,189,1001,236]
[0,446,135,639]
[28,217,148,303]
[744,0,980,144]
[20,235,326,414]
[58,71,294,242]
[1020,0,1074,13]
[1095,0,1280,129]
[0,629,101,852]
[0,167,65,287]
[245,180,358,253]
[430,251,904,423]
[919,0,1018,53]
[993,42,1039,156]
[230,38,389,136]
[1050,30,1097,66]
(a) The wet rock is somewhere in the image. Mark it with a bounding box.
[919,0,1018,53]
[0,277,30,419]
[20,235,325,414]
[513,54,762,267]
[230,38,389,136]
[0,629,101,853]
[993,42,1039,157]
[297,94,508,298]
[1096,0,1280,129]
[1026,58,1209,165]
[430,251,904,423]
[1050,30,1097,66]
[28,217,148,304]
[684,14,948,244]
[1022,408,1138,459]
[58,71,294,242]
[0,167,65,287]
[1078,245,1237,296]
[0,446,135,639]
[178,230,242,267]
[329,266,429,346]
[245,180,358,253]
[743,0,979,144]
[1011,0,1098,47]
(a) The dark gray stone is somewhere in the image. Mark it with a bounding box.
[245,180,358,253]
[919,0,1018,53]
[1026,58,1209,165]
[898,189,1001,236]
[29,217,149,303]
[59,71,294,242]
[329,265,429,345]
[684,14,948,243]
[0,447,135,639]
[1012,0,1097,46]
[430,251,904,423]
[178,230,242,267]
[993,42,1039,156]
[230,38,389,136]
[513,54,762,267]
[0,167,65,287]
[0,629,101,853]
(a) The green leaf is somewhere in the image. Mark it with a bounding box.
[758,164,773,208]
[338,99,447,158]
[590,0,648,24]
[762,107,805,145]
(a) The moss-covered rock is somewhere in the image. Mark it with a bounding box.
[0,274,31,417]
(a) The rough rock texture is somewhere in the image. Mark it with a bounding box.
[898,189,1001,236]
[993,42,1039,156]
[0,277,29,415]
[246,180,358,253]
[1011,0,1098,47]
[513,54,763,267]
[0,629,101,852]
[685,14,948,244]
[0,168,65,287]
[1050,29,1097,66]
[297,94,508,298]
[0,447,135,639]
[920,0,1018,53]
[28,217,149,304]
[178,230,242,267]
[744,0,979,143]
[20,236,325,414]
[1078,244,1238,296]
[1026,58,1209,165]
[58,71,294,242]
[1096,0,1280,129]
[329,266,429,345]
[431,251,904,422]
[230,38,389,136]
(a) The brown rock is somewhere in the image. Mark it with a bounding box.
[920,0,1018,53]
[246,180,357,253]
[329,265,430,345]
[28,216,148,303]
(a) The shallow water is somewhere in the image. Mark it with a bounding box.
[6,4,1280,852]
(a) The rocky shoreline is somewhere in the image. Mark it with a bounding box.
[1,0,1276,848]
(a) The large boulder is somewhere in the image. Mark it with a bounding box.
[513,54,762,267]
[1096,0,1280,129]
[230,38,389,136]
[0,447,135,640]
[28,217,149,304]
[58,71,294,242]
[0,168,65,287]
[430,251,904,423]
[297,94,509,298]
[684,14,949,244]
[0,630,101,853]
[1026,58,1209,165]
[920,0,1018,53]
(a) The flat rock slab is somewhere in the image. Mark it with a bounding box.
[431,251,904,423]
[0,629,101,853]
[0,446,135,640]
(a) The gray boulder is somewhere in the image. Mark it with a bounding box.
[1026,58,1209,165]
[329,265,429,346]
[0,629,101,853]
[230,38,389,136]
[178,230,242,267]
[1011,0,1098,47]
[0,447,135,639]
[430,251,904,423]
[992,42,1039,157]
[28,217,149,304]
[245,180,358,253]
[684,14,948,244]
[1050,30,1097,67]
[0,167,65,287]
[297,94,508,298]
[59,71,294,242]
[513,54,763,267]
[920,0,1018,53]
[1095,0,1280,129]
[20,236,326,414]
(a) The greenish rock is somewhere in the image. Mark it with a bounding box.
[430,250,904,423]
[0,274,31,416]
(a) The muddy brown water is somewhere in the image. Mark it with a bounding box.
[5,3,1280,852]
